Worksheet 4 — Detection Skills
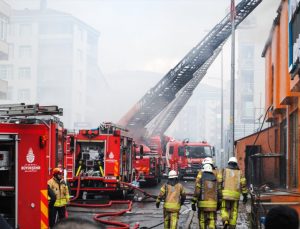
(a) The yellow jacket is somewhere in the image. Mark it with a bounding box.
[221,168,247,201]
[157,182,186,212]
[47,177,70,207]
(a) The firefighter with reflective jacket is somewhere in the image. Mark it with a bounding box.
[220,157,248,229]
[195,157,222,194]
[191,163,220,229]
[156,170,186,229]
[48,168,70,227]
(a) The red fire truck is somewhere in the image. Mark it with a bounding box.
[67,122,134,199]
[0,103,64,229]
[132,143,162,185]
[165,139,215,179]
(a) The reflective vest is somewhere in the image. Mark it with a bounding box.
[157,183,185,212]
[195,173,218,211]
[222,168,241,200]
[48,177,70,207]
[195,169,222,191]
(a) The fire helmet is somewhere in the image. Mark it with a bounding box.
[228,157,238,164]
[203,164,213,173]
[202,157,213,165]
[52,167,62,175]
[168,170,178,179]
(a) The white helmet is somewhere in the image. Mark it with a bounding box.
[168,170,178,179]
[202,157,213,165]
[228,157,238,164]
[203,164,213,173]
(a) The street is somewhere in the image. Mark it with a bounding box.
[67,178,252,229]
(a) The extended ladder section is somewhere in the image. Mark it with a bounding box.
[0,103,63,117]
[145,45,223,138]
[119,0,262,135]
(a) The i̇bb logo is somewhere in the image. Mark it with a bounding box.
[26,148,35,163]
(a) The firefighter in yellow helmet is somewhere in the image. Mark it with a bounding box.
[48,168,70,227]
[191,163,220,229]
[220,157,248,229]
[156,170,186,229]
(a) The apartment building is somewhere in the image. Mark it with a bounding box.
[0,0,10,99]
[0,7,107,128]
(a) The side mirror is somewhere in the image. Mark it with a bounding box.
[212,146,215,157]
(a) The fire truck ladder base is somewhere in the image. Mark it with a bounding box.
[0,103,63,117]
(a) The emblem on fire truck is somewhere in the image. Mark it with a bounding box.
[21,147,40,172]
[109,152,114,159]
[26,148,35,163]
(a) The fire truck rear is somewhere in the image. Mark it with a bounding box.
[67,122,134,199]
[132,143,162,185]
[165,139,215,179]
[0,103,64,229]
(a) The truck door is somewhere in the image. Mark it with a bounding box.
[0,134,18,228]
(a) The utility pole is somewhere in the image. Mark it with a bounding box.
[221,50,224,167]
[229,0,236,158]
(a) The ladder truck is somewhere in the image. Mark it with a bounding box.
[0,103,64,229]
[119,0,263,142]
[66,122,135,199]
[165,139,215,179]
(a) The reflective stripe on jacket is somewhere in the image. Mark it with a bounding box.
[47,177,70,207]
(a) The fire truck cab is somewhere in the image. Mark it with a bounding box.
[165,139,214,179]
[0,104,64,229]
[67,122,134,199]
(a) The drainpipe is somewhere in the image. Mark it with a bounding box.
[286,105,289,189]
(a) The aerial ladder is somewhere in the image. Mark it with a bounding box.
[145,45,223,138]
[119,0,263,139]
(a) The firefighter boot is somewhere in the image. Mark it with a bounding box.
[223,220,229,229]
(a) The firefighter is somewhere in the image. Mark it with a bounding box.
[48,168,70,228]
[220,157,248,229]
[191,163,220,229]
[156,170,186,229]
[195,157,222,196]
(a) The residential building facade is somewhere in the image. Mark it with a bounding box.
[236,0,300,215]
[0,7,106,128]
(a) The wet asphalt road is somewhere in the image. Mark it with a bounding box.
[67,178,251,229]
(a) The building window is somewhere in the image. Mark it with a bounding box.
[18,67,31,80]
[77,50,83,62]
[9,44,14,59]
[18,89,30,100]
[290,111,298,188]
[0,65,12,80]
[76,70,83,82]
[19,46,32,58]
[7,86,13,100]
[0,15,8,41]
[19,24,32,37]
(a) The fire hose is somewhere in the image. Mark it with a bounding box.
[69,177,193,228]
[70,200,139,229]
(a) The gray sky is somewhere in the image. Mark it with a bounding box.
[10,0,280,126]
[12,0,233,75]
